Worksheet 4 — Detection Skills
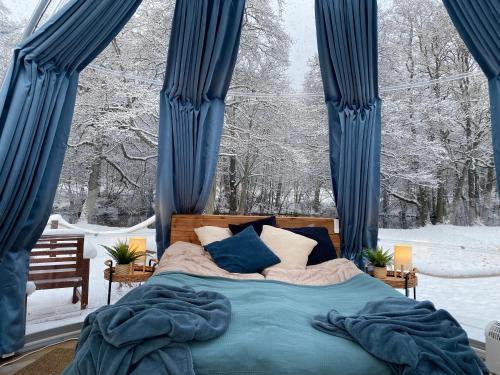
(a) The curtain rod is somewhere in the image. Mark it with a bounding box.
[85,64,484,98]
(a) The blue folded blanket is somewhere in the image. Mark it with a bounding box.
[313,297,488,375]
[62,284,231,375]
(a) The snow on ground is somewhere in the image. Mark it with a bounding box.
[380,225,500,341]
[26,224,500,342]
[379,225,500,277]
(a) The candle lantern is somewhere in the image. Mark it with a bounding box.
[394,244,412,276]
[129,237,147,272]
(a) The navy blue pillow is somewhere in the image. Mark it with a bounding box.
[284,227,337,265]
[228,216,277,235]
[205,226,280,273]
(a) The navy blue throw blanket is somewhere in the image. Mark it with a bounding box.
[62,284,231,375]
[313,297,487,375]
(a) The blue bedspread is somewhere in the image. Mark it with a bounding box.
[62,283,231,375]
[148,272,402,375]
[313,297,488,375]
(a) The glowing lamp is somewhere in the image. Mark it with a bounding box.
[394,244,412,274]
[129,237,147,272]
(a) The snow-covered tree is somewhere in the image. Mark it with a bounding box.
[0,1,22,82]
[45,0,498,228]
[378,0,497,227]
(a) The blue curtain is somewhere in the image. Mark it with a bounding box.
[0,0,142,355]
[315,0,381,266]
[442,0,500,196]
[156,0,245,257]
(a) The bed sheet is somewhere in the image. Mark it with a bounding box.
[148,271,400,375]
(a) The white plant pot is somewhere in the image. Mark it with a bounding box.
[373,266,387,279]
[115,263,131,276]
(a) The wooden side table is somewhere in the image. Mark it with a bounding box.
[366,268,418,299]
[104,260,157,305]
[381,270,418,299]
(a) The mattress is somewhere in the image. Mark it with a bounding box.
[147,271,401,375]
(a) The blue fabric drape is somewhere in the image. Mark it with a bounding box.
[0,0,142,355]
[315,0,381,266]
[442,0,500,196]
[156,0,245,257]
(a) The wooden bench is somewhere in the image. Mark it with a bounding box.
[28,234,89,310]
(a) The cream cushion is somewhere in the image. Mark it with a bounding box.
[260,225,317,270]
[194,226,232,246]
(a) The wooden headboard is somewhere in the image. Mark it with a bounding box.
[171,214,341,257]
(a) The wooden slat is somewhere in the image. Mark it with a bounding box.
[29,269,79,281]
[33,242,78,249]
[171,214,341,257]
[33,278,82,290]
[38,236,82,241]
[35,239,80,244]
[30,257,77,264]
[37,238,81,242]
[30,263,79,271]
[29,267,77,274]
[31,249,78,257]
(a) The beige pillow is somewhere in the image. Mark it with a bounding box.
[194,226,232,246]
[260,225,317,270]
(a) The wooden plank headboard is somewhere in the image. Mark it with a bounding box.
[171,214,341,257]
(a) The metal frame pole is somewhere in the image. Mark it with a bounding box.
[107,260,113,305]
[404,273,409,297]
[22,0,53,39]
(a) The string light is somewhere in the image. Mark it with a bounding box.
[85,64,485,98]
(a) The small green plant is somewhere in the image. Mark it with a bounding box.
[363,246,393,267]
[103,240,143,265]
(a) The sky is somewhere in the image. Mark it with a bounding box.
[3,0,319,90]
[3,0,39,21]
[281,0,317,90]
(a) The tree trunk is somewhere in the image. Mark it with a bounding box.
[417,187,429,227]
[451,164,468,224]
[313,185,321,214]
[435,170,445,224]
[293,183,303,214]
[274,179,282,213]
[238,153,251,215]
[238,176,248,215]
[481,163,495,222]
[400,201,408,230]
[467,163,477,224]
[80,156,102,224]
[228,155,238,214]
[381,187,389,228]
[205,177,217,214]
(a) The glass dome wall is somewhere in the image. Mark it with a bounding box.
[0,0,498,344]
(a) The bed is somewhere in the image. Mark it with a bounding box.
[146,214,400,375]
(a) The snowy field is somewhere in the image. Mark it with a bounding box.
[26,224,500,342]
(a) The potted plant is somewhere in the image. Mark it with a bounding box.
[103,240,143,276]
[364,247,393,279]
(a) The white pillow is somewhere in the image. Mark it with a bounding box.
[194,226,232,246]
[260,225,317,270]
